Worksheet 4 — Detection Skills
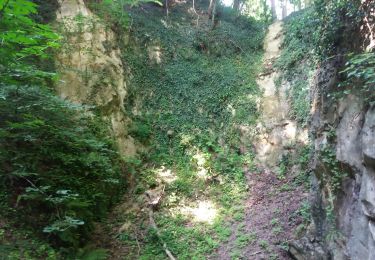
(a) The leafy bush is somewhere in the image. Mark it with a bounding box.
[129,118,152,143]
[312,0,362,58]
[276,8,317,71]
[0,0,59,85]
[0,85,126,249]
[0,0,127,256]
[340,52,375,104]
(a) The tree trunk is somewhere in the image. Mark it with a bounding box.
[164,0,169,16]
[208,0,216,19]
[233,0,241,13]
[270,0,276,20]
[281,0,287,19]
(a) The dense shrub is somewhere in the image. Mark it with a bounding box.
[0,85,126,249]
[0,0,127,256]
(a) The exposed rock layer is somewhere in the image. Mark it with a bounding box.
[55,0,136,156]
[291,45,375,260]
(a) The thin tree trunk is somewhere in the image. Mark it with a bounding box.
[233,0,241,14]
[270,0,276,20]
[211,0,217,29]
[281,0,287,19]
[164,0,169,16]
[193,0,200,26]
[208,0,216,19]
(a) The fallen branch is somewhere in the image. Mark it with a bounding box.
[248,251,261,256]
[258,70,274,77]
[145,186,176,260]
[148,207,176,260]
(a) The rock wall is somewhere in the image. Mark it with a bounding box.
[55,0,136,156]
[310,60,369,260]
[290,61,375,260]
[290,5,375,258]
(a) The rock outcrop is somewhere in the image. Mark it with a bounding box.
[291,42,375,260]
[289,62,375,260]
[289,4,375,259]
[55,0,136,156]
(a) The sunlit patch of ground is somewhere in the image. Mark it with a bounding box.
[155,166,178,184]
[177,200,218,224]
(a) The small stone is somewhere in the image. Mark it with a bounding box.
[167,130,174,137]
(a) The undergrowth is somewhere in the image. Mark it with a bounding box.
[276,0,372,126]
[274,8,317,126]
[93,1,266,258]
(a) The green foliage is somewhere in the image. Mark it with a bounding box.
[32,0,60,23]
[121,4,264,152]
[319,147,347,194]
[259,239,269,250]
[278,0,361,64]
[277,153,290,179]
[312,0,362,58]
[235,232,257,248]
[275,9,316,126]
[297,200,311,224]
[0,85,126,250]
[76,247,108,260]
[276,0,364,124]
[0,0,128,256]
[0,0,59,85]
[276,9,316,70]
[293,144,312,189]
[95,1,265,258]
[242,0,272,23]
[140,216,221,259]
[339,52,375,104]
[310,0,374,104]
[88,0,161,33]
[129,118,152,143]
[0,217,59,259]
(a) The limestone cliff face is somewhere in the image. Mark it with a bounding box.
[290,6,375,259]
[309,59,373,260]
[55,0,136,156]
[291,63,375,260]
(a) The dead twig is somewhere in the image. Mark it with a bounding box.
[134,231,141,258]
[227,38,245,53]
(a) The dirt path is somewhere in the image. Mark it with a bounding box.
[213,21,308,260]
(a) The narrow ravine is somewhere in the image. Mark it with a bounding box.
[2,1,374,259]
[214,22,309,260]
